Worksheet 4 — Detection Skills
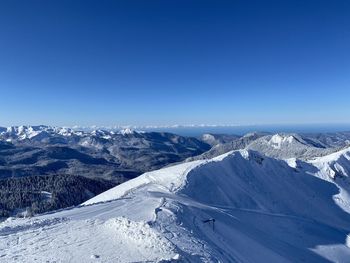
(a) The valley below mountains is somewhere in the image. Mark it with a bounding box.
[0,126,210,217]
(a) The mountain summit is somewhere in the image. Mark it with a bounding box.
[1,147,350,262]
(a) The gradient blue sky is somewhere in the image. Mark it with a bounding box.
[0,0,349,126]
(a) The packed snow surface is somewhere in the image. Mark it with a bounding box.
[1,148,350,262]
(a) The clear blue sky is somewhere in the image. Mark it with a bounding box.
[0,0,349,126]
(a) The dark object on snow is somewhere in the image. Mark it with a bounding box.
[203,218,216,231]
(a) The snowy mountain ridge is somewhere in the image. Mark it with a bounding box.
[268,134,302,149]
[0,125,144,142]
[189,131,349,162]
[2,147,350,262]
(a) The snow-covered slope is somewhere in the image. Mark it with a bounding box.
[190,132,350,163]
[303,131,350,148]
[1,149,350,262]
[200,133,240,147]
[246,133,337,159]
[188,131,269,161]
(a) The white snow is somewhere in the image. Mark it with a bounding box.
[285,158,297,168]
[119,128,135,135]
[1,148,350,262]
[201,133,217,146]
[83,159,204,205]
[57,127,74,136]
[202,134,215,141]
[268,134,295,149]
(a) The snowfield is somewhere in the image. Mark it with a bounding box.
[1,148,350,262]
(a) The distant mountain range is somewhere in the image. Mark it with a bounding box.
[0,125,210,180]
[0,125,210,217]
[1,126,350,218]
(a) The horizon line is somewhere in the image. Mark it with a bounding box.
[1,122,350,130]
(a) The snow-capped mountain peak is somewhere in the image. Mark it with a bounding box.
[118,128,136,135]
[246,133,337,160]
[202,133,216,141]
[4,125,44,140]
[268,134,298,149]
